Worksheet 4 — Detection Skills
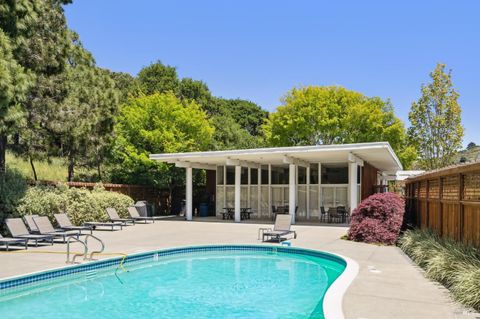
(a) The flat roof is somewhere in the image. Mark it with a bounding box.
[150,142,403,172]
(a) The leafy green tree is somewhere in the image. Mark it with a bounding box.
[408,64,464,169]
[211,115,264,150]
[263,86,416,168]
[110,92,214,187]
[108,71,141,104]
[137,61,179,95]
[0,30,32,180]
[179,78,212,107]
[214,98,267,136]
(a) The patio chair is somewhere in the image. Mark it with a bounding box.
[105,207,135,225]
[83,220,123,231]
[128,206,161,223]
[5,218,54,246]
[262,214,297,243]
[24,214,40,233]
[0,234,28,251]
[54,213,93,234]
[33,216,80,243]
[320,206,327,223]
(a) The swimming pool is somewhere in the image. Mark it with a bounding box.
[0,245,354,319]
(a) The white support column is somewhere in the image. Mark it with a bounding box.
[318,163,322,213]
[247,168,251,209]
[186,167,193,221]
[289,163,296,224]
[268,164,272,217]
[257,168,261,216]
[348,161,358,213]
[234,165,241,222]
[306,165,310,220]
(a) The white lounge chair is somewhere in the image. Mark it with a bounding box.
[262,214,297,242]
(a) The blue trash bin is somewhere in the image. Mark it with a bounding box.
[199,203,209,217]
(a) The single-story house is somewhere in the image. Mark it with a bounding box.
[150,142,408,223]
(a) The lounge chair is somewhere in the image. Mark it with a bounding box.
[106,207,135,225]
[0,234,28,251]
[24,214,40,233]
[33,216,80,243]
[128,206,162,223]
[54,213,93,234]
[262,214,297,243]
[5,218,54,246]
[83,221,123,231]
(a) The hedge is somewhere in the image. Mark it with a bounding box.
[16,184,134,226]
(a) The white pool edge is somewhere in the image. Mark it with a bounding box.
[322,252,359,319]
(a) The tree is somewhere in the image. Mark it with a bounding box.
[110,92,214,187]
[179,78,212,107]
[0,30,32,180]
[408,64,464,169]
[137,61,179,95]
[210,115,264,150]
[1,0,72,180]
[214,98,268,136]
[466,142,477,151]
[48,33,119,181]
[263,86,416,168]
[108,71,141,104]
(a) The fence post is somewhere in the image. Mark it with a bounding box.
[438,177,443,236]
[458,173,464,242]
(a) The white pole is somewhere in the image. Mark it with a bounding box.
[186,167,193,221]
[257,168,261,217]
[234,165,241,222]
[268,164,272,218]
[247,168,251,209]
[306,165,310,220]
[289,163,296,224]
[348,161,358,213]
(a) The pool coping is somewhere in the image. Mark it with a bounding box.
[0,244,358,318]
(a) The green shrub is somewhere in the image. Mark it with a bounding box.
[399,229,480,311]
[90,184,133,219]
[16,184,134,226]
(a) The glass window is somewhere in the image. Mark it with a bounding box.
[310,163,319,184]
[261,165,269,184]
[321,164,348,184]
[216,166,224,185]
[271,165,289,184]
[298,166,307,184]
[241,167,248,185]
[226,166,235,185]
[251,168,258,185]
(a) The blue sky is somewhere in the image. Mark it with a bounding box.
[65,1,479,146]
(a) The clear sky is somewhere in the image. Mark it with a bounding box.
[64,1,479,146]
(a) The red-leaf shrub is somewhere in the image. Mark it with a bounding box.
[348,192,405,245]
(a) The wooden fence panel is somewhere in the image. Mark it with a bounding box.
[405,162,480,248]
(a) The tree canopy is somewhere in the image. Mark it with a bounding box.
[110,93,214,186]
[408,64,463,170]
[263,86,416,168]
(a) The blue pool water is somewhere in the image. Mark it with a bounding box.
[0,247,345,319]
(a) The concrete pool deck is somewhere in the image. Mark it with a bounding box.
[0,219,478,319]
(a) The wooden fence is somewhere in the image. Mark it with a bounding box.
[405,162,480,248]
